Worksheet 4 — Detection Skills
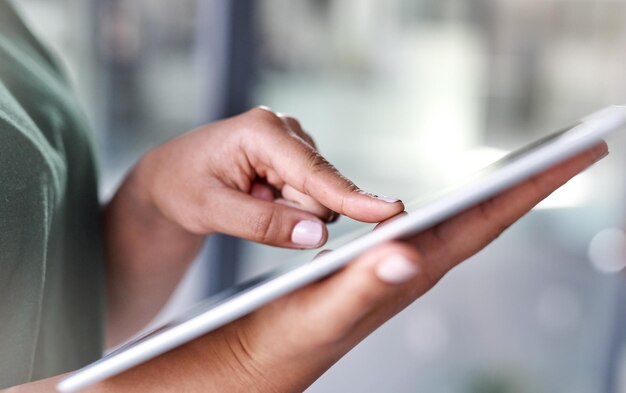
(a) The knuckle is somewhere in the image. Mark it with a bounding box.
[283,114,298,123]
[429,223,447,249]
[306,149,338,176]
[249,105,274,116]
[301,150,333,194]
[530,173,558,198]
[248,106,284,130]
[278,115,317,148]
[421,263,445,289]
[284,115,302,130]
[307,150,327,170]
[302,148,322,168]
[478,198,510,237]
[299,131,318,149]
[251,208,279,244]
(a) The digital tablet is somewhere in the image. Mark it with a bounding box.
[58,105,626,392]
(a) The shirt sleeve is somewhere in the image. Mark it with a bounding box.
[0,116,54,384]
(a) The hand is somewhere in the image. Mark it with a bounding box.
[8,108,407,391]
[104,107,404,345]
[98,142,607,393]
[133,106,404,248]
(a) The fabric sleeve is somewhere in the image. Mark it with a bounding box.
[0,116,54,384]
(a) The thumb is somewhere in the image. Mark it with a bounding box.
[295,241,428,345]
[208,187,328,249]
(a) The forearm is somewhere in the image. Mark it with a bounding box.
[104,160,204,347]
[3,344,221,393]
[1,327,307,393]
[0,344,218,393]
[94,320,343,393]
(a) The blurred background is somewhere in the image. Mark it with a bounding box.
[12,0,626,391]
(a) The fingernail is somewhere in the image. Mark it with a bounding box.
[376,255,420,284]
[373,195,401,203]
[292,220,324,247]
[593,150,609,162]
[589,141,608,160]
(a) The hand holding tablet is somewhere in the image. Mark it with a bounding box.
[60,106,626,392]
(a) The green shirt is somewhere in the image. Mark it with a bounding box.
[0,1,103,387]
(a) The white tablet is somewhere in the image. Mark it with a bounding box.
[58,105,626,392]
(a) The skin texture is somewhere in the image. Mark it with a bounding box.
[2,107,608,392]
[103,107,404,345]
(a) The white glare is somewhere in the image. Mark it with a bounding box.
[588,228,626,274]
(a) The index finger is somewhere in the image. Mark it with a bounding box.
[277,143,404,222]
[248,109,404,222]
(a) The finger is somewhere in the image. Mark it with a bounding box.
[373,211,408,230]
[276,113,318,149]
[282,152,404,223]
[207,187,328,249]
[279,184,336,222]
[264,142,402,221]
[293,241,426,344]
[335,142,610,343]
[272,118,338,222]
[413,141,608,281]
[247,107,404,223]
[250,181,276,202]
[288,143,608,347]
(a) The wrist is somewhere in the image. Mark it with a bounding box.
[103,153,206,345]
[186,325,283,393]
[188,318,342,393]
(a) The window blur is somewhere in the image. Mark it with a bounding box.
[13,0,626,392]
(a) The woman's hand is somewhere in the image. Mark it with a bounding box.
[15,136,606,393]
[104,107,403,345]
[133,106,403,247]
[96,142,607,393]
